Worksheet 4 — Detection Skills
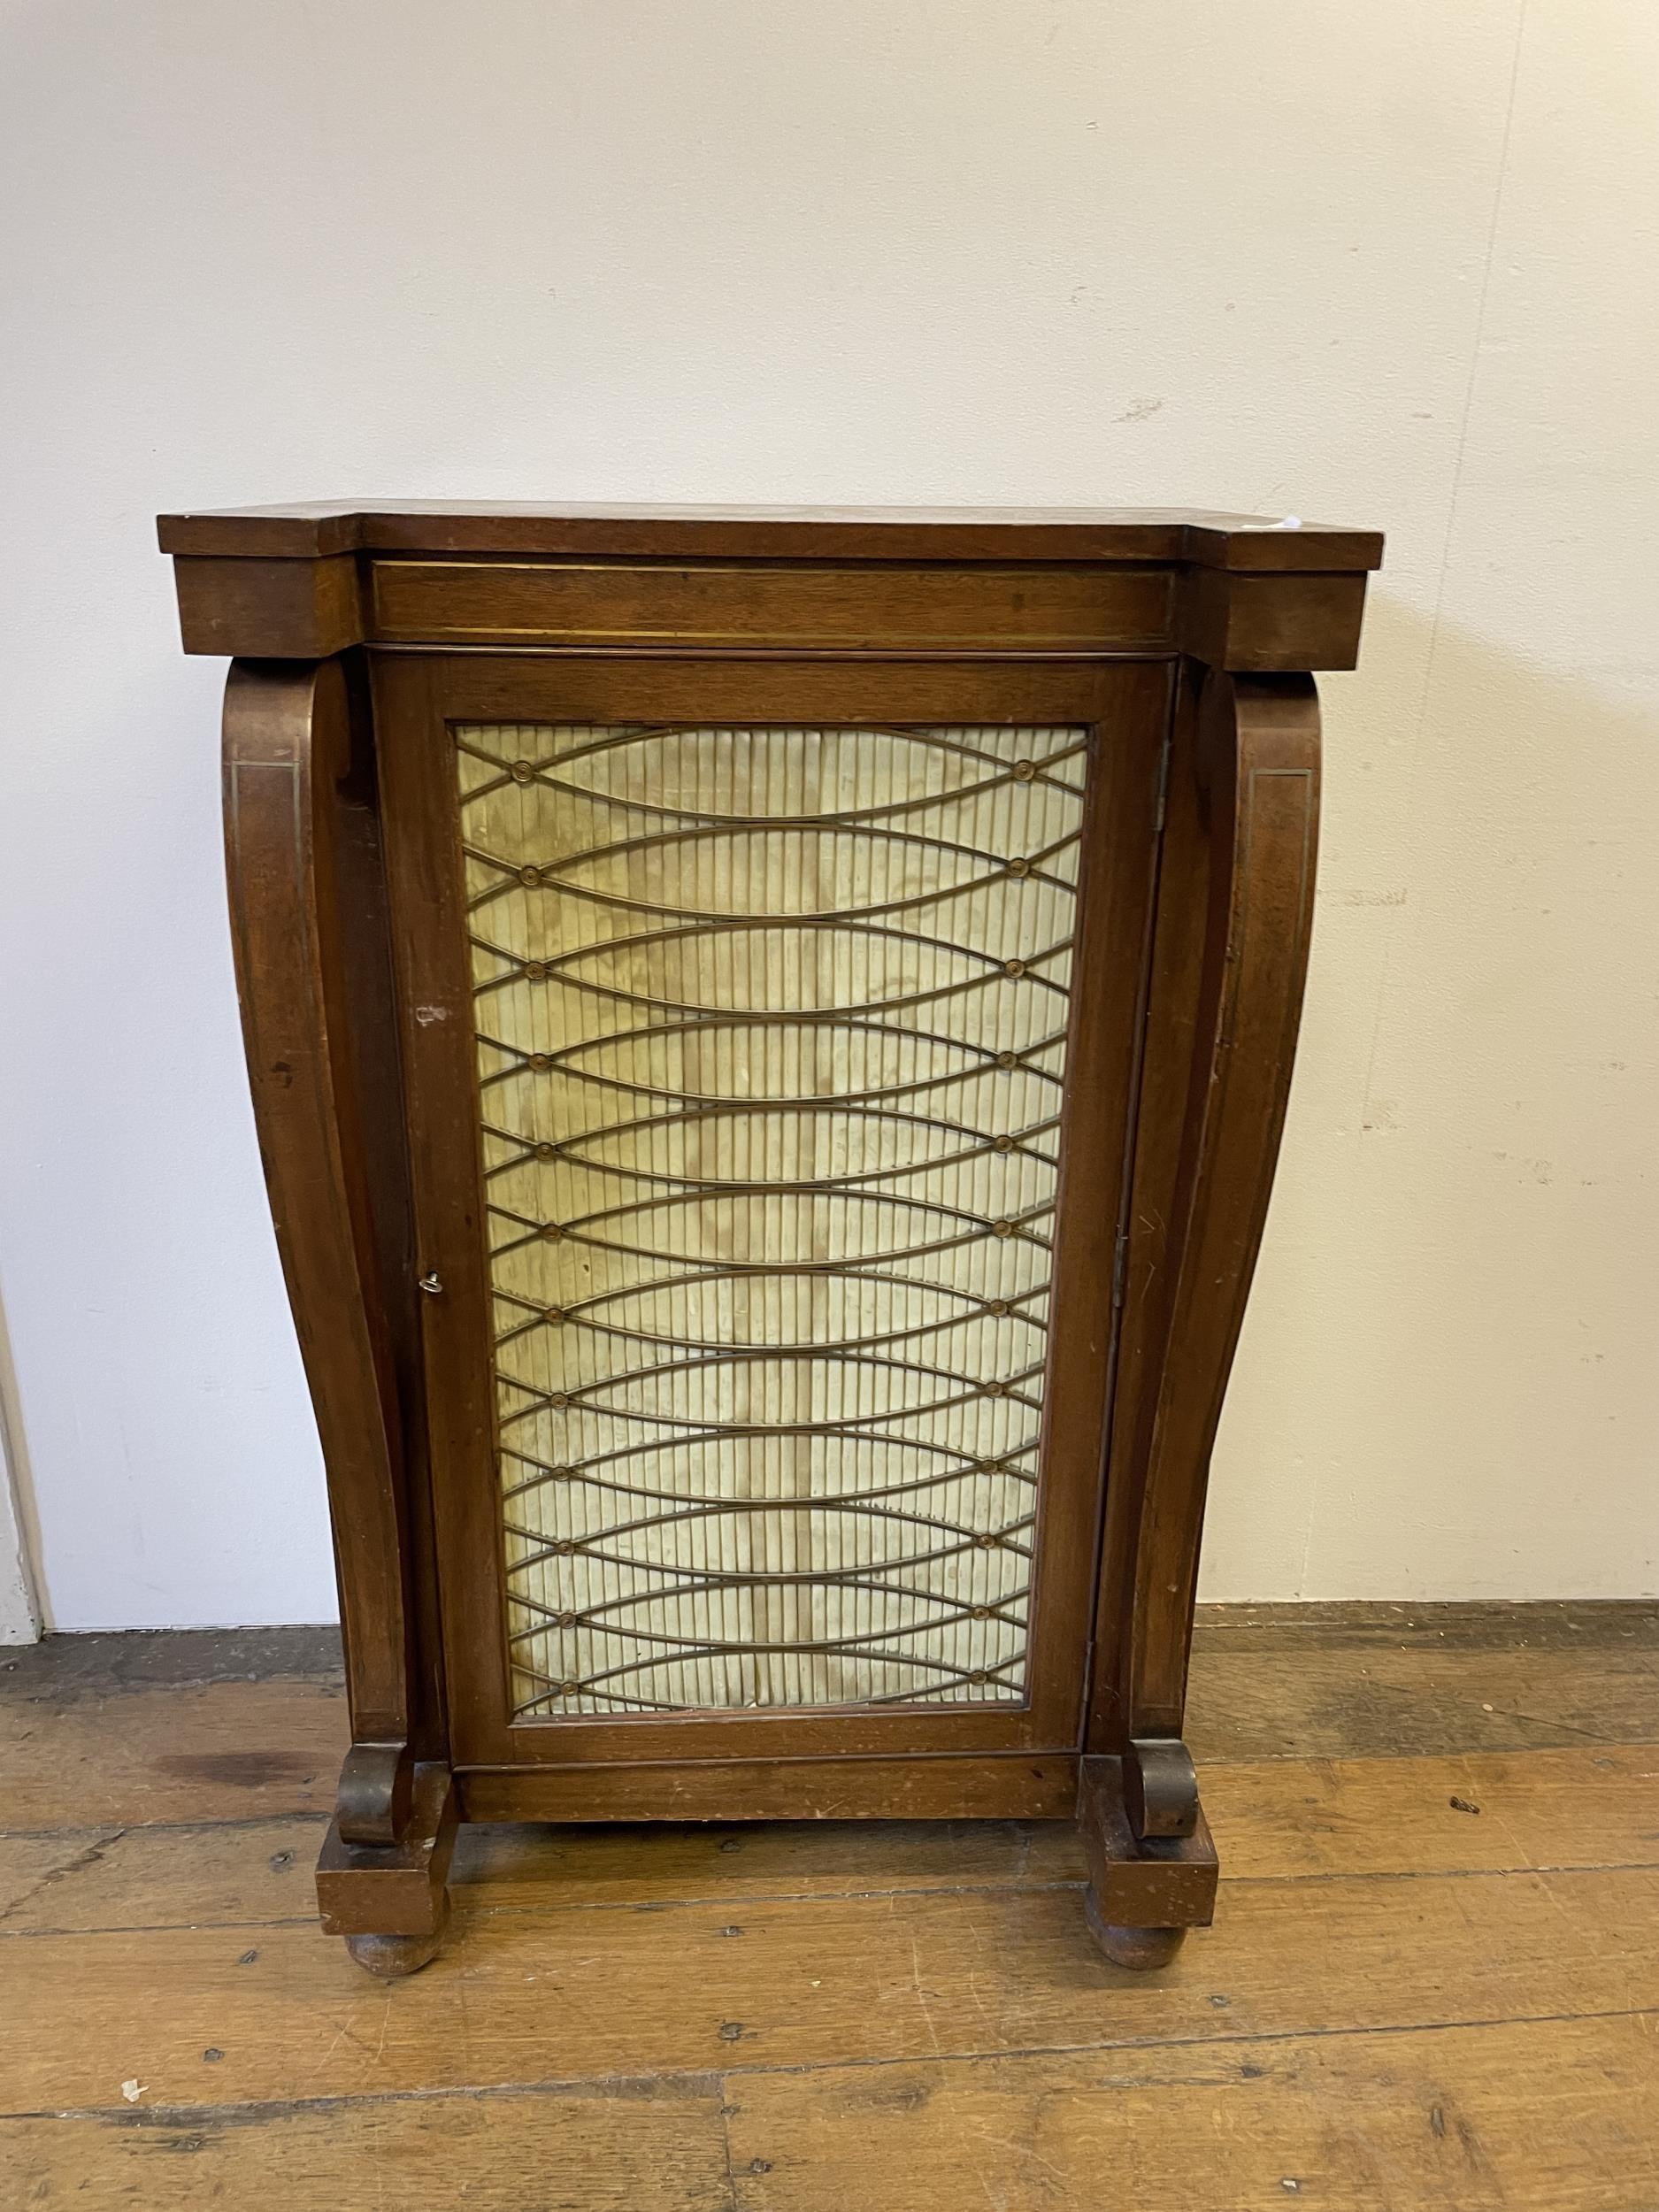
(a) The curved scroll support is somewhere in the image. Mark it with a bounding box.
[223,659,423,1828]
[1124,1736,1200,1840]
[337,1740,415,1849]
[1091,668,1322,1747]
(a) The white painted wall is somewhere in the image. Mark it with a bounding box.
[0,0,1653,1628]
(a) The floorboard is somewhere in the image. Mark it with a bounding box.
[2,1601,1655,2209]
[723,2011,1659,2212]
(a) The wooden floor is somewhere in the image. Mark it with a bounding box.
[4,1602,1658,2209]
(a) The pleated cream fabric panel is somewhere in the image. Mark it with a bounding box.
[455,722,1088,1717]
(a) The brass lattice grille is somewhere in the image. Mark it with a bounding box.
[455,722,1088,1717]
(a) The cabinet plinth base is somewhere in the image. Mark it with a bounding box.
[1076,1751,1217,1967]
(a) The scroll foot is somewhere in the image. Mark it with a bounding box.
[316,1761,457,1969]
[1076,1750,1216,1967]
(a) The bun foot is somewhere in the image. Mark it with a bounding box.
[344,1913,445,1978]
[1084,1891,1186,1970]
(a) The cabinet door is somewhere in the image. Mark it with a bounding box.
[378,654,1170,1796]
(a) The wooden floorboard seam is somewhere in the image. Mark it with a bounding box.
[4,1855,1659,1944]
[0,1815,329,1843]
[4,2000,1657,2129]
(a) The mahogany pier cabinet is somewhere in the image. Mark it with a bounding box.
[160,502,1380,1975]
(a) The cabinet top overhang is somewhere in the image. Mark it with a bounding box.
[158,500,1382,572]
[158,502,1382,670]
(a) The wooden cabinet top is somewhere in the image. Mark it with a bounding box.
[158,502,1382,672]
[158,500,1382,571]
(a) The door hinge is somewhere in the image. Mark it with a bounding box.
[1110,1231,1128,1310]
[1153,731,1172,834]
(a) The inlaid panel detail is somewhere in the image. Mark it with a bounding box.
[454,722,1088,1717]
